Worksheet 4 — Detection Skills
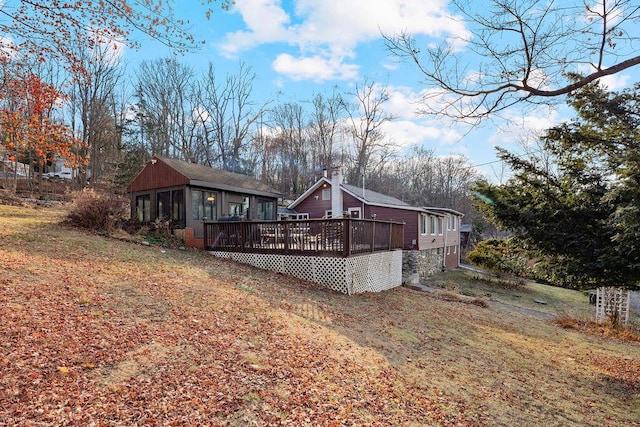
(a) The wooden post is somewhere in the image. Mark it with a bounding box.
[371,220,375,252]
[387,223,396,250]
[343,218,351,257]
[283,221,290,252]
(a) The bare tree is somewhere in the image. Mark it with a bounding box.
[196,62,266,172]
[308,89,343,172]
[68,42,126,184]
[0,1,232,74]
[341,80,397,184]
[384,0,640,122]
[267,102,312,197]
[136,58,199,161]
[377,147,482,217]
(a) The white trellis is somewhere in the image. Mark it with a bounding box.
[595,287,630,326]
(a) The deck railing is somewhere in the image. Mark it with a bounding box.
[203,218,404,257]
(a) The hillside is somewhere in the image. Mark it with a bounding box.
[1,203,639,426]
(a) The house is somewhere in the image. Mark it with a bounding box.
[127,156,281,249]
[288,167,463,278]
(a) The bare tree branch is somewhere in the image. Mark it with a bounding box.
[383,0,640,122]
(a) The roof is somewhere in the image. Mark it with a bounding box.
[287,174,464,216]
[424,207,465,217]
[128,156,281,198]
[288,176,422,212]
[341,183,411,207]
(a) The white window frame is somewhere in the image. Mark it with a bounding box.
[322,188,331,200]
[420,214,427,235]
[348,207,362,219]
[324,210,332,218]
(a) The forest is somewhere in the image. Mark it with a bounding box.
[0,51,481,219]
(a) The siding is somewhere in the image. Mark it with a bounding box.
[359,204,417,249]
[295,186,333,218]
[128,160,190,192]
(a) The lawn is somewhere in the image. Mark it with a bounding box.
[1,203,639,426]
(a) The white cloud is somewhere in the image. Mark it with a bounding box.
[220,0,292,57]
[597,73,631,91]
[372,84,464,149]
[272,53,359,82]
[0,35,17,59]
[488,106,562,148]
[220,0,468,82]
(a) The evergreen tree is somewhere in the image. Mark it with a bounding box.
[473,83,640,289]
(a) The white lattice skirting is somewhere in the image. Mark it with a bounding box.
[208,250,403,295]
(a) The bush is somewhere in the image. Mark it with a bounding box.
[64,189,129,233]
[466,238,531,280]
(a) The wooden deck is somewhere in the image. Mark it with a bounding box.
[203,218,404,257]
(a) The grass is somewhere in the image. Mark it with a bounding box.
[1,203,639,426]
[427,269,600,319]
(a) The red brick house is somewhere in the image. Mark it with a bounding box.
[288,168,463,271]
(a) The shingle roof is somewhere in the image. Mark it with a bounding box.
[157,156,281,196]
[341,183,410,207]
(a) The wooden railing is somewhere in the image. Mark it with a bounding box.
[203,218,404,257]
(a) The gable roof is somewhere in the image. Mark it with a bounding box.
[127,156,281,198]
[287,177,332,210]
[288,177,425,212]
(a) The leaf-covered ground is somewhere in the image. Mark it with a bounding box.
[1,204,639,426]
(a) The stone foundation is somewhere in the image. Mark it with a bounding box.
[402,249,444,283]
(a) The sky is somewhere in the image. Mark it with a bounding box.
[123,0,637,182]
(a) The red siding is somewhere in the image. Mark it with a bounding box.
[295,186,333,218]
[127,159,190,192]
[292,185,462,252]
[362,205,418,249]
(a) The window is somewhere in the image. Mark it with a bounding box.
[447,215,451,231]
[438,217,444,235]
[348,207,361,219]
[257,199,275,220]
[452,216,457,230]
[322,188,331,200]
[325,210,332,218]
[420,214,427,234]
[157,191,171,220]
[243,196,250,218]
[192,190,217,220]
[430,216,436,235]
[172,189,185,222]
[229,202,242,217]
[136,194,151,222]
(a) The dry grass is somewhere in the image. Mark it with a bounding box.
[554,314,640,342]
[1,203,640,426]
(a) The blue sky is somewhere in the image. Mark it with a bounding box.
[123,0,638,181]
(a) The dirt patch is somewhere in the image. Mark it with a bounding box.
[96,342,175,388]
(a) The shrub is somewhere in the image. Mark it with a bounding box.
[64,189,129,233]
[466,238,531,279]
